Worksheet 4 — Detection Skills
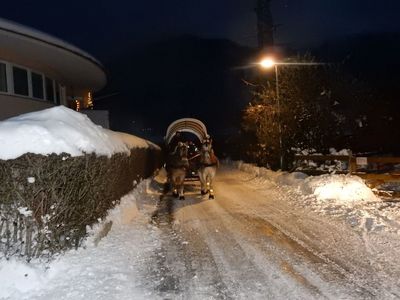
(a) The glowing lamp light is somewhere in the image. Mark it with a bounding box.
[259,58,275,69]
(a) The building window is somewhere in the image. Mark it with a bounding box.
[31,72,44,99]
[0,63,7,92]
[45,77,54,102]
[13,66,29,96]
[1,60,68,104]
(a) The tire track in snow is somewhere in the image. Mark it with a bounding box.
[149,183,232,299]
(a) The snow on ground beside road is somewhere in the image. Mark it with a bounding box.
[222,164,400,298]
[0,180,162,300]
[228,160,400,234]
[0,106,158,160]
[302,174,378,204]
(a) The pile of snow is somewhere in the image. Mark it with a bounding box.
[302,174,378,204]
[0,106,158,160]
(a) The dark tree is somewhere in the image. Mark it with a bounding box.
[242,56,374,169]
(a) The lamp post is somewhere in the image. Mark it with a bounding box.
[259,58,284,170]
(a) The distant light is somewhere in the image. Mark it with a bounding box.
[87,92,93,109]
[259,58,275,69]
[75,99,80,112]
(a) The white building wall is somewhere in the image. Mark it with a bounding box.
[0,94,54,120]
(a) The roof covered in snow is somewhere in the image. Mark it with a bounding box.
[0,106,159,160]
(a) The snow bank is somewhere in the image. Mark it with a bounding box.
[230,160,307,186]
[0,106,158,160]
[229,160,376,204]
[302,174,378,204]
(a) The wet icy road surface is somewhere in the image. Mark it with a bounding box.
[145,167,399,299]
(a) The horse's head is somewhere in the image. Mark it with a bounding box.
[200,139,213,162]
[176,142,189,159]
[201,138,212,152]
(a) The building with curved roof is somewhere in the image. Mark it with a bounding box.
[0,18,106,120]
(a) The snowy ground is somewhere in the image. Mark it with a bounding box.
[0,182,163,300]
[2,164,400,299]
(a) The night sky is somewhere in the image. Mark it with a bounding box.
[2,0,400,61]
[2,0,400,144]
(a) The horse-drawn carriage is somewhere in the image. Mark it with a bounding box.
[165,118,218,200]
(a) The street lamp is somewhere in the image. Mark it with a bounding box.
[259,57,284,170]
[260,58,275,69]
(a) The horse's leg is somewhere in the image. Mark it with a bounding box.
[165,170,172,192]
[173,183,179,198]
[201,168,208,196]
[208,167,216,199]
[179,173,185,200]
[201,180,208,195]
[171,172,179,198]
[198,169,207,195]
[207,174,214,199]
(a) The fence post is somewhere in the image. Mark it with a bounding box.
[348,151,356,174]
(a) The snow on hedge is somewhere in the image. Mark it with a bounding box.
[0,106,158,160]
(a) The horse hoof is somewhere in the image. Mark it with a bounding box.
[179,196,185,200]
[209,195,214,200]
[201,190,208,195]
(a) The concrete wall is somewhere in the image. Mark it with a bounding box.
[0,94,54,120]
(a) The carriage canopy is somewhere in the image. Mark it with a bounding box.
[165,118,208,145]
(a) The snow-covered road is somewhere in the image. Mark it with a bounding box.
[3,165,400,299]
[149,167,400,299]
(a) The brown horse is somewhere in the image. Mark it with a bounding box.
[166,142,189,200]
[198,139,219,199]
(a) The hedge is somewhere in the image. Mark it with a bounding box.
[0,147,161,261]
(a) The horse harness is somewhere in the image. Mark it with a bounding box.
[199,151,219,167]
